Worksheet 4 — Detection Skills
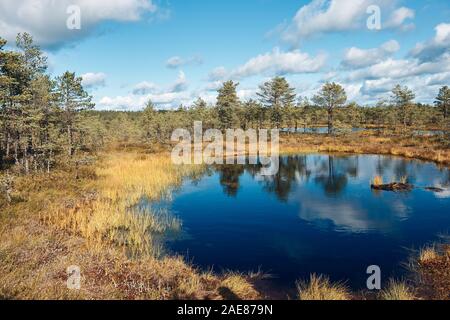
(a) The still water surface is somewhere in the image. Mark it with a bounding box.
[150,154,450,290]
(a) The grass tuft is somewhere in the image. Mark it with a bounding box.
[380,280,415,300]
[419,246,439,264]
[296,274,350,301]
[372,175,383,186]
[42,152,202,257]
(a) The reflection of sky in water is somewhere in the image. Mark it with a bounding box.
[150,154,450,290]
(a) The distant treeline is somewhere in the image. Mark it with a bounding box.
[1,33,449,175]
[95,79,449,145]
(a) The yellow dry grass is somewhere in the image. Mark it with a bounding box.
[380,280,416,300]
[41,152,205,257]
[372,175,384,186]
[280,133,450,166]
[296,274,350,301]
[219,273,261,300]
[0,150,261,300]
[419,247,439,264]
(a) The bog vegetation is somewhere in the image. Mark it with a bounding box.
[1,34,449,178]
[0,34,449,300]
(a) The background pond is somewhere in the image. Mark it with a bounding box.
[147,154,450,291]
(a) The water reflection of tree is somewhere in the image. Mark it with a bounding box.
[262,155,309,202]
[314,156,349,196]
[375,156,394,176]
[215,165,245,197]
[211,155,360,199]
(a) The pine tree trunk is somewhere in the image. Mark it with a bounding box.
[47,149,53,174]
[6,132,10,157]
[328,106,334,135]
[24,147,29,175]
[67,124,73,157]
[14,140,19,165]
[6,187,11,204]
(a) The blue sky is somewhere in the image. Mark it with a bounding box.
[1,0,449,110]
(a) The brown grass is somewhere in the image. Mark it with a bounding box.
[413,244,450,300]
[372,175,384,186]
[1,132,449,300]
[296,274,350,301]
[280,132,450,166]
[380,280,415,300]
[0,150,260,300]
[419,246,439,264]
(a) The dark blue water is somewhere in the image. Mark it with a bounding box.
[151,154,450,290]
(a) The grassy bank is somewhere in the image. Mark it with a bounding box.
[280,132,450,166]
[0,150,263,300]
[1,134,449,300]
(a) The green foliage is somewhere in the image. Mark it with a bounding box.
[391,84,415,128]
[217,80,240,130]
[257,77,296,128]
[435,86,450,120]
[0,33,447,177]
[0,33,97,174]
[313,82,347,134]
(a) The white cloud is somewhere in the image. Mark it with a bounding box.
[385,7,415,30]
[237,88,258,101]
[98,71,192,110]
[132,81,157,95]
[209,48,327,82]
[166,55,203,69]
[360,78,397,96]
[411,23,450,61]
[424,72,450,86]
[98,91,191,111]
[81,72,106,89]
[170,71,188,92]
[342,40,400,68]
[232,48,327,78]
[204,80,223,92]
[0,0,157,47]
[208,67,228,81]
[281,0,414,45]
[347,55,450,82]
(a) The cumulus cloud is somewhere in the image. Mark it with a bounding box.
[98,71,192,110]
[166,55,203,69]
[0,0,157,47]
[98,91,191,111]
[334,22,450,102]
[281,0,414,46]
[385,7,415,30]
[81,72,106,89]
[170,71,188,92]
[208,67,228,82]
[208,48,327,82]
[204,80,224,92]
[232,48,327,78]
[132,81,157,95]
[346,55,450,82]
[342,40,400,68]
[424,72,450,86]
[410,23,450,61]
[360,78,398,96]
[237,88,258,101]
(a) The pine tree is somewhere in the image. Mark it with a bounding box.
[313,82,347,134]
[216,81,240,130]
[257,77,296,128]
[435,86,450,120]
[141,100,158,143]
[55,71,94,157]
[391,84,415,128]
